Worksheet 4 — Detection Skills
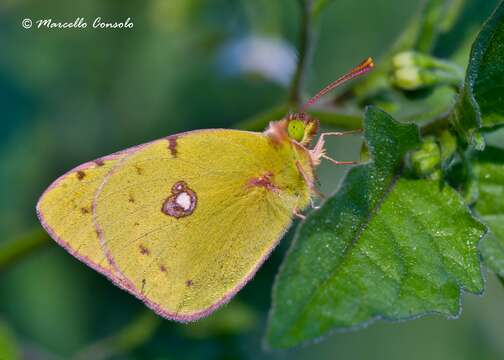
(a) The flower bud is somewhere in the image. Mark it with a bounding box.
[410,138,441,177]
[392,51,416,68]
[391,51,463,91]
[393,67,421,90]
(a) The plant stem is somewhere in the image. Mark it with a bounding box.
[235,104,289,131]
[288,0,314,107]
[0,229,50,270]
[310,109,362,130]
[72,311,161,360]
[236,103,362,132]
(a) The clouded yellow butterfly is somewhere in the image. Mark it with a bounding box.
[36,58,374,321]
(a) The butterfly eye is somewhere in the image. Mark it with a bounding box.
[287,119,306,142]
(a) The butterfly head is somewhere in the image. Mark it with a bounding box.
[265,113,319,148]
[266,57,374,148]
[285,113,319,145]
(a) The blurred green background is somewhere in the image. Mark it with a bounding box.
[1,0,503,359]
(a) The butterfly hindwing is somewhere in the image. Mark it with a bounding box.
[36,151,129,285]
[36,142,157,289]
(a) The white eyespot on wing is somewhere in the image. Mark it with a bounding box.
[176,192,192,211]
[162,181,198,219]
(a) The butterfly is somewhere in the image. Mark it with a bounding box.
[36,57,374,321]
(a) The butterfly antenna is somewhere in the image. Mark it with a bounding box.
[300,57,374,112]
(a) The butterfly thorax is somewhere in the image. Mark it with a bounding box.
[262,116,320,210]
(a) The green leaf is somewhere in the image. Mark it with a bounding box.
[450,1,504,144]
[470,1,504,128]
[473,146,504,277]
[266,107,486,349]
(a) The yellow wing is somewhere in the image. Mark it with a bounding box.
[94,129,312,320]
[37,129,313,321]
[36,144,150,290]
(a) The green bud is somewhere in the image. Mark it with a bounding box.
[393,51,464,75]
[391,51,464,90]
[410,138,441,177]
[393,67,423,90]
[392,51,416,68]
[392,68,462,91]
[392,51,437,69]
[429,169,443,181]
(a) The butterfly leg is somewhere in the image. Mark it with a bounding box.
[296,160,314,189]
[293,208,306,220]
[321,154,359,166]
[310,130,362,166]
[296,160,325,200]
[310,197,321,210]
[320,129,362,138]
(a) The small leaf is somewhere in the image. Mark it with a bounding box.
[450,1,504,144]
[469,1,504,128]
[473,146,504,277]
[266,107,486,349]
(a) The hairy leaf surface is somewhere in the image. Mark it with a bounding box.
[266,107,486,349]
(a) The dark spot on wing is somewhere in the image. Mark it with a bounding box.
[141,279,146,293]
[160,265,167,272]
[167,135,178,157]
[134,222,139,226]
[128,194,135,203]
[134,165,144,175]
[186,279,193,287]
[139,244,150,255]
[76,171,86,180]
[247,172,280,192]
[94,158,105,166]
[80,207,90,214]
